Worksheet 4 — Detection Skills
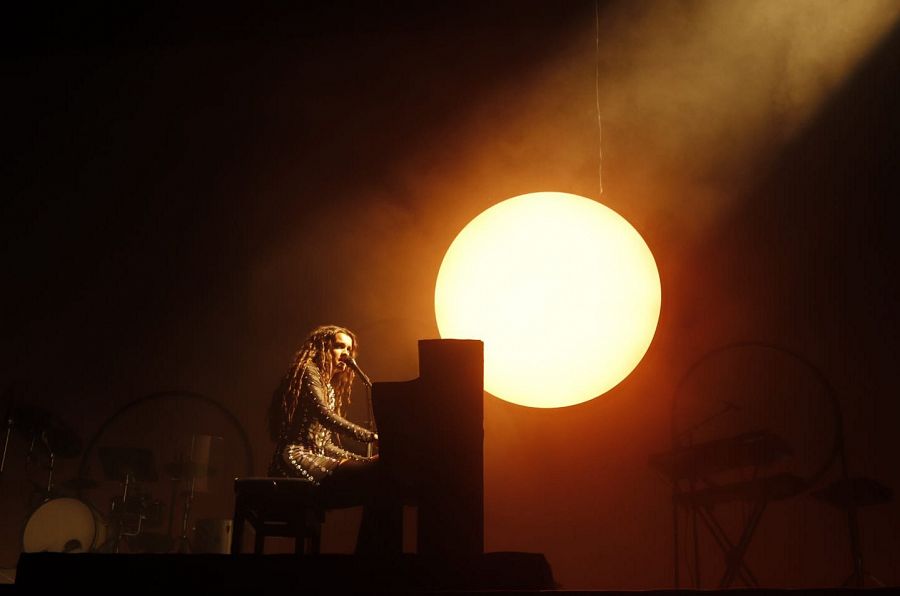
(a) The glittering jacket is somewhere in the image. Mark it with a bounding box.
[269,364,375,484]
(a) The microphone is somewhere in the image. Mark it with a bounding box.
[341,354,372,388]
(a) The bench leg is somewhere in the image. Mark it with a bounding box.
[254,529,266,554]
[310,529,321,554]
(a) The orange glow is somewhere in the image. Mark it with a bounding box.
[435,192,661,408]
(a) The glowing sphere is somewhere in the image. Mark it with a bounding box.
[434,192,661,408]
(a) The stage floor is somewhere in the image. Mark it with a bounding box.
[7,553,899,594]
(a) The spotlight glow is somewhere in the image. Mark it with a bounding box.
[435,192,661,408]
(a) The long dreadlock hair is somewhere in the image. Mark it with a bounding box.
[267,324,359,441]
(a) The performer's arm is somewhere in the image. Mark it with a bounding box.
[324,441,374,461]
[307,368,377,443]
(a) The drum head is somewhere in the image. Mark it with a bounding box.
[23,498,97,553]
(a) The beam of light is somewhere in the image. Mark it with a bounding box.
[587,0,900,229]
[434,192,661,408]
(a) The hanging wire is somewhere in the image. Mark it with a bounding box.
[594,0,604,197]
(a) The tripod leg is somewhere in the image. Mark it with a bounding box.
[672,491,680,588]
[719,500,766,588]
[696,506,757,587]
[845,504,865,587]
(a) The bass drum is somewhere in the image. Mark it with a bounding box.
[22,498,107,553]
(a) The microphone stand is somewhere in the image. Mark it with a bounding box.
[344,356,377,458]
[365,383,375,458]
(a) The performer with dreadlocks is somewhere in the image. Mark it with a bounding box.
[267,325,401,553]
[268,324,378,483]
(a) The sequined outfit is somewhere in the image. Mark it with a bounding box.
[269,364,376,484]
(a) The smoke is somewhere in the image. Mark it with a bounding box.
[594,0,898,230]
[379,0,900,243]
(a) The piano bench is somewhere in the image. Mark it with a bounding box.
[231,477,325,555]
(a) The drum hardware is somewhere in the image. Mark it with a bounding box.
[138,495,165,528]
[110,478,147,540]
[177,476,194,552]
[110,492,165,533]
[1,406,13,475]
[0,383,19,476]
[97,447,158,553]
[167,434,222,553]
[1,403,83,497]
[60,476,100,491]
[22,497,107,553]
[9,405,82,459]
[40,432,56,494]
[167,452,202,553]
[98,446,158,484]
[193,519,232,554]
[109,493,141,538]
[125,531,172,554]
[0,397,108,554]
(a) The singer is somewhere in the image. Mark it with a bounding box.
[266,324,401,553]
[267,324,378,483]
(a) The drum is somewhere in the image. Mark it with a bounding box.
[22,498,107,553]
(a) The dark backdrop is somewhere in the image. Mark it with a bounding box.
[2,1,899,588]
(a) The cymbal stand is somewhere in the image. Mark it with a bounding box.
[41,431,55,494]
[833,419,885,587]
[113,471,133,553]
[105,471,149,552]
[0,412,12,475]
[0,386,14,478]
[176,471,195,553]
[23,434,44,509]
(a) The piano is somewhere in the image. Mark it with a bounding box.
[372,339,484,557]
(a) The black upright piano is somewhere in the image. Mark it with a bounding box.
[372,339,484,557]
